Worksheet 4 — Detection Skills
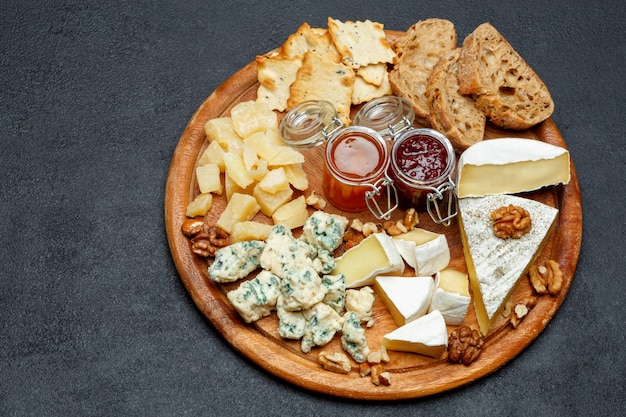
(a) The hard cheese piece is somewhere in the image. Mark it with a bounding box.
[374,276,435,326]
[333,233,404,288]
[457,138,570,198]
[393,230,450,276]
[382,309,448,358]
[458,194,558,335]
[428,269,470,326]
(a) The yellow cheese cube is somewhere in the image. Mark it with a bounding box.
[283,163,309,191]
[253,183,294,216]
[268,146,305,167]
[225,171,255,201]
[197,140,226,171]
[243,128,285,161]
[258,168,290,193]
[195,163,222,195]
[248,159,269,181]
[185,193,213,217]
[242,144,259,171]
[217,193,261,234]
[271,195,308,229]
[230,101,278,138]
[204,117,244,154]
[230,221,273,243]
[223,152,254,189]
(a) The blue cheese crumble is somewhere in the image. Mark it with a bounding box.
[226,270,281,323]
[301,211,348,252]
[280,266,327,311]
[322,274,346,315]
[301,302,344,353]
[208,240,265,283]
[346,286,376,327]
[341,311,371,363]
[276,294,307,340]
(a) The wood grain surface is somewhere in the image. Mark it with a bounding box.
[164,31,582,400]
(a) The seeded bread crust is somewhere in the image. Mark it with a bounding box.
[389,18,457,127]
[457,22,554,130]
[426,48,486,153]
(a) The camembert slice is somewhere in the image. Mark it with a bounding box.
[457,138,570,198]
[428,269,470,326]
[392,229,451,275]
[374,276,435,326]
[458,194,558,335]
[382,310,448,358]
[333,233,404,288]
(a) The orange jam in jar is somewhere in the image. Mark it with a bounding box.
[323,126,389,212]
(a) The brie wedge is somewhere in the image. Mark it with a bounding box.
[458,194,558,335]
[428,269,470,326]
[382,310,448,358]
[457,138,570,198]
[333,233,404,288]
[374,276,435,326]
[392,229,450,275]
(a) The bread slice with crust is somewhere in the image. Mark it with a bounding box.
[457,22,554,130]
[389,18,457,127]
[426,48,486,153]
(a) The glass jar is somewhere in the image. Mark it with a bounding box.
[322,126,397,218]
[389,128,458,225]
[278,100,342,149]
[353,96,414,141]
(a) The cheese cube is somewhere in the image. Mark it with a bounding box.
[223,152,254,189]
[374,276,435,326]
[216,192,261,234]
[230,101,278,138]
[185,193,213,217]
[195,163,222,195]
[383,310,448,358]
[197,140,226,171]
[271,195,308,229]
[204,117,244,154]
[258,168,290,193]
[428,269,471,326]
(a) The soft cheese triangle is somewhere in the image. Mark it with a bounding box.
[333,233,404,289]
[457,138,570,198]
[428,269,470,326]
[382,309,448,358]
[374,276,435,326]
[458,194,559,335]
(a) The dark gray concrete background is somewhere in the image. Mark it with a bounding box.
[1,1,624,415]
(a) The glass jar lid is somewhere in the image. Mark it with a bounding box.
[278,100,343,149]
[353,96,415,141]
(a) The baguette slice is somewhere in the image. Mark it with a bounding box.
[426,48,486,153]
[457,22,554,130]
[389,18,457,127]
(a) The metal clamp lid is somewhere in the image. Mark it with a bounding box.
[279,100,343,149]
[426,179,458,226]
[365,174,399,220]
[353,96,415,141]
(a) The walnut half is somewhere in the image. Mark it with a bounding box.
[447,325,484,366]
[318,351,352,374]
[491,204,532,239]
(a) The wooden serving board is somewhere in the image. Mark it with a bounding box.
[164,31,582,400]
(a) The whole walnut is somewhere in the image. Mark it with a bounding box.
[447,326,484,366]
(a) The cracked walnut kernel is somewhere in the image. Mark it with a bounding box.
[491,204,532,239]
[447,326,484,366]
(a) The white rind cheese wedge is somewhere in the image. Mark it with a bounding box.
[392,229,450,275]
[428,269,470,326]
[333,233,404,288]
[457,138,570,198]
[374,276,435,326]
[382,310,448,358]
[458,194,559,335]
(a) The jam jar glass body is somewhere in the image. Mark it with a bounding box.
[389,128,457,210]
[322,126,390,213]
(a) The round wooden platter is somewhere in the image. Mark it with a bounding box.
[164,30,582,400]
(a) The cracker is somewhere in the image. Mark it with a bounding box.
[327,18,395,69]
[287,51,355,124]
[356,63,388,87]
[256,53,302,112]
[281,22,341,63]
[352,71,392,105]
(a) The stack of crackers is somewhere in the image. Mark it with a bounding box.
[256,18,396,124]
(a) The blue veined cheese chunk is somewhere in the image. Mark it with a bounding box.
[301,211,349,252]
[226,270,281,323]
[276,294,307,340]
[208,240,265,283]
[280,266,327,311]
[345,286,376,327]
[301,302,344,353]
[321,274,346,315]
[260,224,334,278]
[341,311,370,363]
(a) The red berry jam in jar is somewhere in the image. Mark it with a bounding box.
[323,126,390,213]
[389,128,456,209]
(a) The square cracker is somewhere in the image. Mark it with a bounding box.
[327,18,395,69]
[256,53,302,112]
[280,22,341,63]
[356,63,388,87]
[287,51,355,124]
[352,71,392,105]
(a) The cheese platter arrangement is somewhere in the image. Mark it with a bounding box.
[164,18,582,399]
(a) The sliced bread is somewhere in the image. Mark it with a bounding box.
[457,22,554,130]
[389,18,457,127]
[426,48,486,153]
